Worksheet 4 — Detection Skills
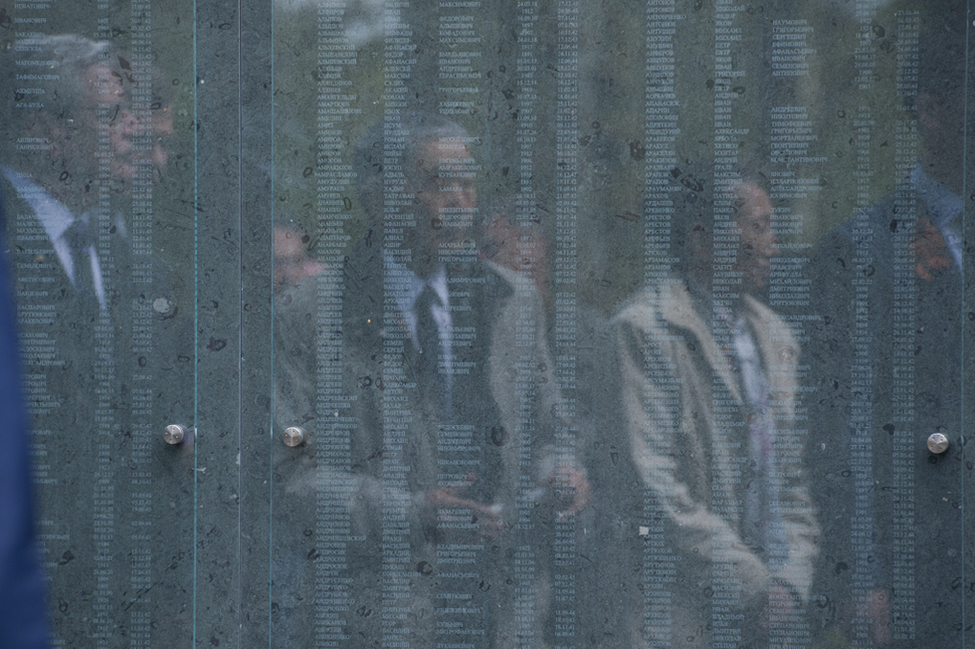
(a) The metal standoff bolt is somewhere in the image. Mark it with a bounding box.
[927,432,950,455]
[283,426,306,448]
[163,424,186,445]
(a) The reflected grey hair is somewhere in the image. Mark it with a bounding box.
[2,34,112,124]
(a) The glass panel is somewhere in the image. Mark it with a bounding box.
[5,0,971,647]
[1,5,196,647]
[271,2,971,649]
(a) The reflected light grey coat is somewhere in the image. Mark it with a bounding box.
[610,278,818,649]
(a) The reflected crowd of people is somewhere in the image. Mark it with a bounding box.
[0,5,969,648]
[268,9,968,649]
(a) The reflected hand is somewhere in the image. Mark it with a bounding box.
[550,463,590,519]
[425,477,505,538]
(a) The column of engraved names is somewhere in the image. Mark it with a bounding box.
[767,19,819,318]
[765,30,822,643]
[508,285,544,645]
[770,19,814,78]
[505,2,542,644]
[9,9,73,646]
[768,104,822,316]
[433,0,489,644]
[848,103,877,646]
[711,2,746,646]
[514,0,538,240]
[436,0,481,117]
[10,0,60,513]
[641,1,682,643]
[313,4,358,646]
[551,1,578,647]
[848,3,880,641]
[890,10,919,640]
[127,2,156,646]
[381,5,414,645]
[512,0,544,302]
[512,0,543,288]
[435,252,485,637]
[766,34,822,648]
[508,249,544,642]
[91,8,119,645]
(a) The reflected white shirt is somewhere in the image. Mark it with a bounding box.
[2,166,107,308]
[911,164,963,270]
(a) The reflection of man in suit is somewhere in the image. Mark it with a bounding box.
[607,167,817,649]
[0,35,190,644]
[1,35,174,312]
[0,34,184,405]
[805,11,968,648]
[274,113,588,648]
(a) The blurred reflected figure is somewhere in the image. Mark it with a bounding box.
[274,113,588,648]
[605,166,817,649]
[273,218,324,290]
[0,34,190,646]
[0,193,48,649]
[0,33,189,439]
[805,9,968,648]
[1,34,175,311]
[481,208,549,300]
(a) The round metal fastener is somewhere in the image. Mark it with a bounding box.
[927,432,950,455]
[164,424,186,445]
[283,426,306,447]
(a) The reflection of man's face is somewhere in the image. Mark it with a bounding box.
[732,182,778,292]
[71,64,136,183]
[273,226,323,288]
[65,65,173,188]
[404,140,478,274]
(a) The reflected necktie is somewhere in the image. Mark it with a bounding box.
[415,284,451,421]
[64,216,98,307]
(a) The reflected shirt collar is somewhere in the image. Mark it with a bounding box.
[2,166,76,246]
[911,164,962,230]
[2,166,112,308]
[382,252,449,340]
[911,164,963,269]
[2,166,82,290]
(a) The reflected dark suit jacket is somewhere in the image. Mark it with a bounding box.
[273,233,568,647]
[1,173,193,644]
[806,183,970,647]
[1,174,192,426]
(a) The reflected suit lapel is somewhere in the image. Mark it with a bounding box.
[661,281,743,406]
